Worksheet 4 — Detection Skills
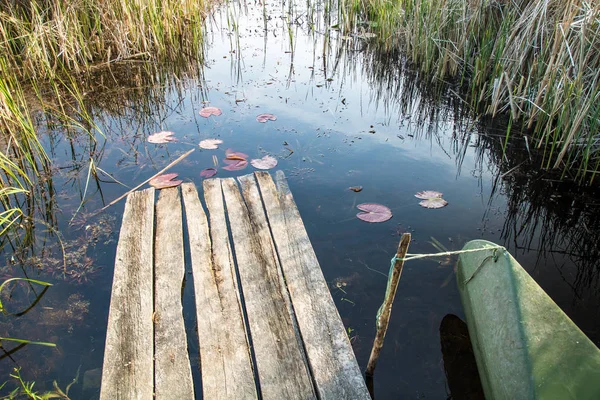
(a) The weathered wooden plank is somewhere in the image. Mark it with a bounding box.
[255,171,370,399]
[181,181,257,399]
[100,188,155,400]
[154,188,194,399]
[223,176,316,399]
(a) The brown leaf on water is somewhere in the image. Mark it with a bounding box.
[200,168,217,178]
[149,173,182,189]
[222,160,248,171]
[225,149,249,160]
[226,155,247,161]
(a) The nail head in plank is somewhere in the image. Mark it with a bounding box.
[182,181,257,399]
[255,171,370,399]
[100,188,155,400]
[154,188,194,399]
[223,176,316,399]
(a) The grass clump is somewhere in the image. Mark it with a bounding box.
[344,0,600,182]
[0,0,208,79]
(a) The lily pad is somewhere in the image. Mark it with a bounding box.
[199,107,222,118]
[356,203,392,223]
[256,113,277,123]
[149,173,182,189]
[415,191,448,209]
[200,168,217,178]
[148,131,176,144]
[199,139,223,150]
[250,155,278,170]
[222,160,248,171]
[225,149,249,160]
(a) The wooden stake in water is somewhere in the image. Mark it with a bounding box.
[366,233,411,376]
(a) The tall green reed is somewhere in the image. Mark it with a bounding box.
[0,0,209,237]
[344,0,600,182]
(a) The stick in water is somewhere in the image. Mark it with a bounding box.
[366,232,411,376]
[100,148,195,212]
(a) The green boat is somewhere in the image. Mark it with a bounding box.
[456,240,600,400]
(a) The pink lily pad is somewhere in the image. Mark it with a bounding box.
[356,203,392,223]
[199,139,223,150]
[148,131,176,144]
[415,190,444,200]
[199,107,223,118]
[419,198,448,209]
[415,191,448,209]
[256,113,277,123]
[200,168,217,178]
[222,160,248,171]
[250,155,278,170]
[149,173,182,189]
[225,149,249,160]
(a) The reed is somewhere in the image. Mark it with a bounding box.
[344,0,600,182]
[0,0,209,237]
[0,0,208,80]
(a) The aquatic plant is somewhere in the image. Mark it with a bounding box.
[2,367,76,399]
[0,0,210,238]
[343,0,600,182]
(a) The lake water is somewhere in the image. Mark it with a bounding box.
[1,1,599,398]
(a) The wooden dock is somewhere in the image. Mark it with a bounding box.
[100,171,370,399]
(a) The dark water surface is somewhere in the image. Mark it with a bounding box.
[2,1,600,398]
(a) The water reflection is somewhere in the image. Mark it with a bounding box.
[0,0,599,397]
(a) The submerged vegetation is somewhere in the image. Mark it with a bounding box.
[343,0,600,182]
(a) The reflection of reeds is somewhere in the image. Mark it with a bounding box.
[344,0,600,181]
[469,130,600,296]
[0,0,209,239]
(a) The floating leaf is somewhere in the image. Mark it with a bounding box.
[415,191,448,209]
[256,113,277,123]
[225,149,249,160]
[356,203,392,223]
[415,190,444,200]
[199,107,222,118]
[222,160,248,171]
[250,155,278,170]
[419,198,448,209]
[349,186,363,192]
[199,139,223,150]
[200,168,217,178]
[148,131,176,144]
[149,173,182,189]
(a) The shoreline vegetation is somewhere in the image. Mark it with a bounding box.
[0,1,208,391]
[341,0,600,182]
[0,0,208,238]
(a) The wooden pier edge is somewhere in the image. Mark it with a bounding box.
[100,188,155,400]
[256,171,371,399]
